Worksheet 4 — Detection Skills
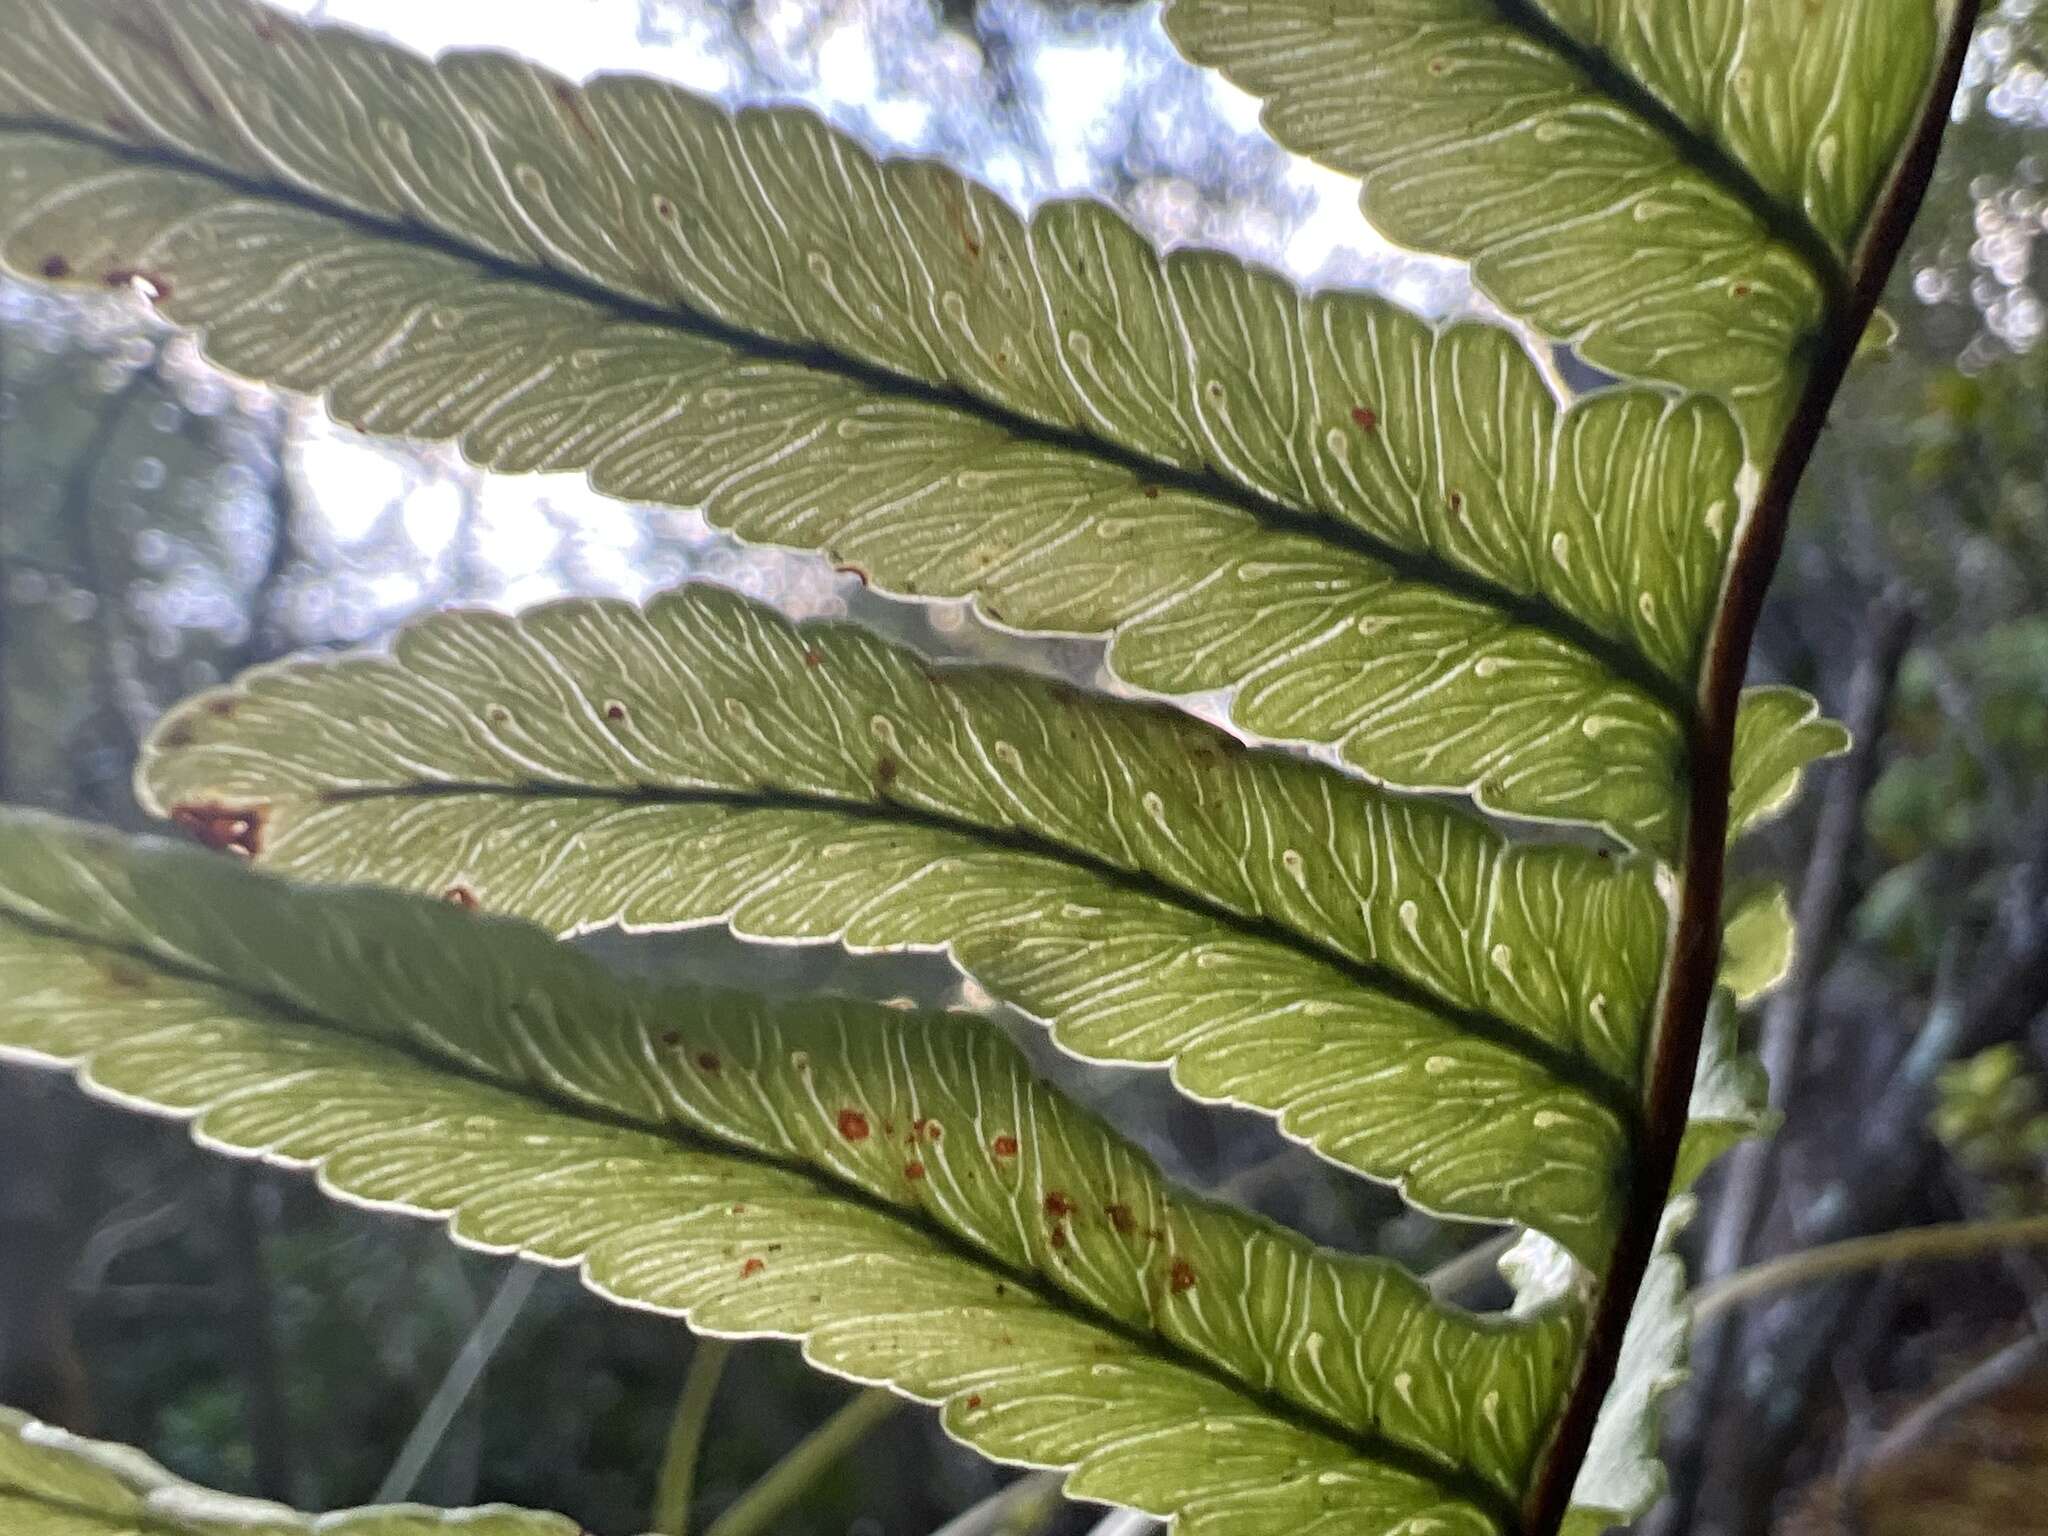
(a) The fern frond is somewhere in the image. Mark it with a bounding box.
[0,1408,578,1536]
[0,0,1766,848]
[1162,0,1940,442]
[0,811,1582,1536]
[138,582,1670,1259]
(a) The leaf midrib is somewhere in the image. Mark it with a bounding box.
[2,112,1694,721]
[1485,0,1852,313]
[305,775,1643,1126]
[0,901,1531,1531]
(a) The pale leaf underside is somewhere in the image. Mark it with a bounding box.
[0,1408,578,1536]
[0,812,1584,1536]
[140,583,1670,1260]
[0,0,1789,852]
[1163,0,1938,443]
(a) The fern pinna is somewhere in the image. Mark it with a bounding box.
[0,2,1976,1534]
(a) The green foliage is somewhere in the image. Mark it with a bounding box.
[0,812,1581,1535]
[1932,1046,2048,1216]
[0,1406,578,1535]
[0,0,1974,1533]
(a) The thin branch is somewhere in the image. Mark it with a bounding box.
[1858,1329,2048,1474]
[930,1474,1063,1536]
[1692,1214,2048,1322]
[651,1338,734,1536]
[1425,1231,1516,1303]
[222,1168,295,1504]
[1521,5,1984,1529]
[702,1387,902,1536]
[1079,1511,1158,1536]
[372,1259,540,1505]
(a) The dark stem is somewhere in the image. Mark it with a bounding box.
[1657,588,1916,1535]
[1519,7,1986,1531]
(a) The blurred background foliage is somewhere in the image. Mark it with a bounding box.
[2,2,2048,1534]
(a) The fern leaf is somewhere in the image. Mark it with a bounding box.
[0,810,1584,1536]
[138,583,1667,1262]
[1162,0,1940,442]
[1729,686,1852,838]
[0,0,1756,848]
[0,1408,578,1536]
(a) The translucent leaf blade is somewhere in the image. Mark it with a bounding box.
[139,583,1670,1263]
[0,1408,579,1536]
[1162,0,1940,440]
[0,811,1585,1536]
[0,0,1747,847]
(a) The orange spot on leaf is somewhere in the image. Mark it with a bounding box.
[741,1257,765,1278]
[171,803,264,859]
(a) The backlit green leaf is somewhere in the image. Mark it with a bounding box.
[139,583,1669,1263]
[1163,0,1940,442]
[0,1408,579,1536]
[0,0,1749,849]
[1730,686,1852,839]
[0,811,1583,1536]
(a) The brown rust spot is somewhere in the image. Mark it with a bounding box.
[1141,485,1160,500]
[1049,1226,1069,1251]
[1447,490,1465,513]
[171,803,264,858]
[837,1108,871,1142]
[1105,1203,1136,1236]
[803,647,825,668]
[205,697,237,718]
[741,1257,765,1278]
[660,1029,683,1048]
[873,754,899,789]
[553,82,598,141]
[158,720,197,750]
[1351,406,1378,433]
[695,1051,722,1074]
[965,1394,983,1410]
[904,1160,927,1181]
[103,961,152,994]
[443,885,480,910]
[40,255,71,280]
[1169,1257,1197,1295]
[991,1134,1019,1159]
[1043,1191,1076,1221]
[604,701,628,723]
